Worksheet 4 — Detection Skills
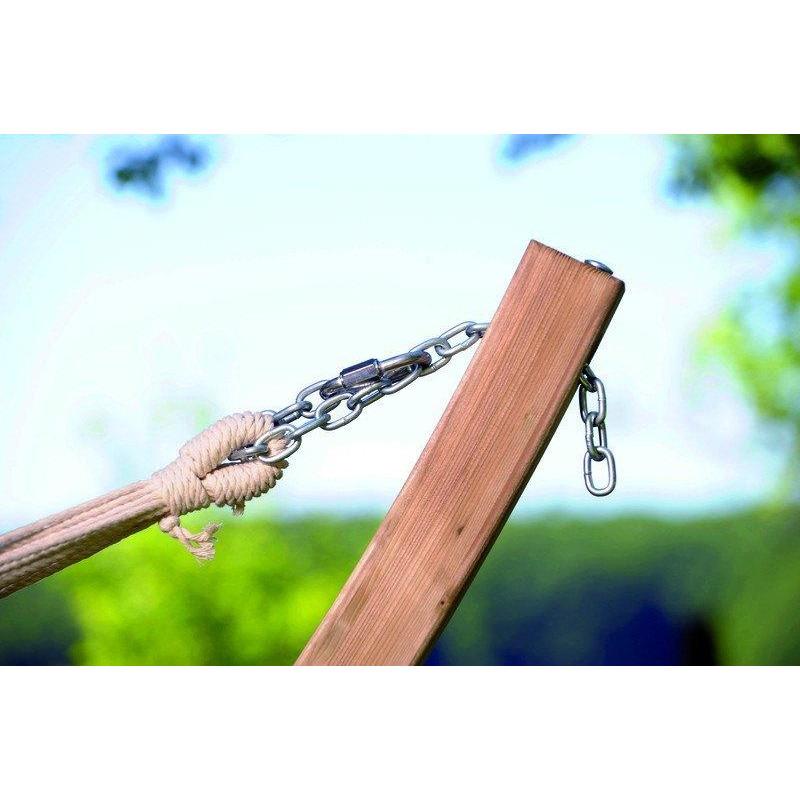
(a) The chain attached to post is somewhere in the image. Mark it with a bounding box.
[226,320,618,499]
[225,321,489,467]
[578,364,617,496]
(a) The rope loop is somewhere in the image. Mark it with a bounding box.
[152,411,286,560]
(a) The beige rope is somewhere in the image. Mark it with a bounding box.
[0,411,287,598]
[152,410,285,558]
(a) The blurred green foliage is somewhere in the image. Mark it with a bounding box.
[4,507,800,665]
[671,135,800,479]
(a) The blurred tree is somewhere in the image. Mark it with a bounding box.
[500,134,572,163]
[51,513,374,665]
[670,135,800,483]
[108,135,210,198]
[7,508,800,665]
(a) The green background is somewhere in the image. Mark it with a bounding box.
[4,506,798,665]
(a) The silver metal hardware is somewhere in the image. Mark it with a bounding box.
[224,321,489,467]
[226,317,619,500]
[316,392,363,431]
[231,423,304,465]
[410,336,452,376]
[584,447,616,496]
[584,259,613,275]
[578,364,617,496]
[579,374,606,425]
[319,351,432,399]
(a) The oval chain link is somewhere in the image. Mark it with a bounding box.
[578,365,617,496]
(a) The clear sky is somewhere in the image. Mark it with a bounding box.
[0,135,784,527]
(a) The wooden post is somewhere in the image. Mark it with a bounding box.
[297,241,625,665]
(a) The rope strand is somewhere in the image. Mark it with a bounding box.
[151,411,286,559]
[0,411,287,597]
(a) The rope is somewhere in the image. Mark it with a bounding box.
[152,411,284,558]
[0,411,286,598]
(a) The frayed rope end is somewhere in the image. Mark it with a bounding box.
[153,411,285,561]
[159,517,221,562]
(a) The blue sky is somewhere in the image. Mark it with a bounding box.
[0,135,785,527]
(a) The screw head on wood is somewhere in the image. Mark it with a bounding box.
[584,259,613,275]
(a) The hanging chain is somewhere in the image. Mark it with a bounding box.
[225,321,489,466]
[225,321,618,499]
[578,364,617,496]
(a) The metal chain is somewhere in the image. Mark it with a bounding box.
[225,321,489,466]
[578,364,617,496]
[225,321,618,499]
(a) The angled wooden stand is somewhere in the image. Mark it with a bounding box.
[297,241,625,665]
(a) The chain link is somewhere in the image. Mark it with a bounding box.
[578,364,617,496]
[225,324,618,499]
[225,321,489,466]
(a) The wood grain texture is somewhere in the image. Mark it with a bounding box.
[297,241,624,665]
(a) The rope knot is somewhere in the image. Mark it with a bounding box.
[152,411,286,560]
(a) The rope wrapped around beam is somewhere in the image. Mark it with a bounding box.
[0,411,286,599]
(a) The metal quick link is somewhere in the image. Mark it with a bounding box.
[226,321,489,466]
[226,318,618,500]
[578,364,617,496]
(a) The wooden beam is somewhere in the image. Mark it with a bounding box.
[297,241,625,665]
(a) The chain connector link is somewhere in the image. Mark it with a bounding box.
[577,364,616,497]
[584,447,616,496]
